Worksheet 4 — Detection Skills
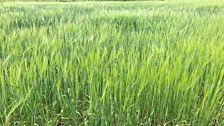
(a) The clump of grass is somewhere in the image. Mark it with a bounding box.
[0,1,224,126]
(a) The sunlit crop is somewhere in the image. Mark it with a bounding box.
[0,1,224,125]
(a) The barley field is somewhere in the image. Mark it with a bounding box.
[0,1,224,125]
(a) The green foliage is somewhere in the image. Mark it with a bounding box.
[0,1,224,125]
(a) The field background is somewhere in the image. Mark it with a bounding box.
[0,1,224,126]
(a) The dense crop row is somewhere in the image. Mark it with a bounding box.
[0,2,224,125]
